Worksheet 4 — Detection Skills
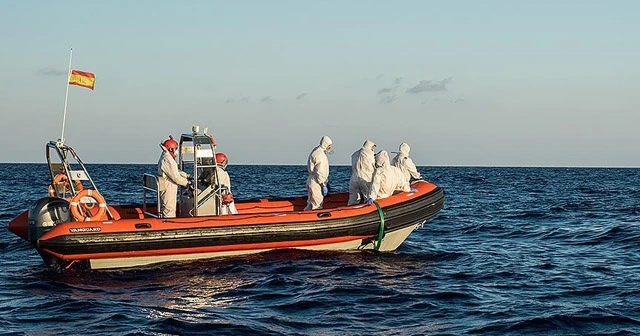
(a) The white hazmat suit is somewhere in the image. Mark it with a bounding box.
[304,135,332,210]
[391,142,422,182]
[214,166,238,215]
[368,150,411,201]
[347,140,376,205]
[157,145,190,218]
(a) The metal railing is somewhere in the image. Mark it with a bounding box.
[142,173,160,218]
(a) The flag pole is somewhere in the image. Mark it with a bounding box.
[61,48,73,143]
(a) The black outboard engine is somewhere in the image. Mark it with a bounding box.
[27,197,71,243]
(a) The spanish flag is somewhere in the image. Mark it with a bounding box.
[69,70,96,90]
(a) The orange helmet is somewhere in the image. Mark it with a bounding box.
[215,152,228,168]
[162,138,178,150]
[162,136,179,158]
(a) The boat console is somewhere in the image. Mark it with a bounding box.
[177,127,224,217]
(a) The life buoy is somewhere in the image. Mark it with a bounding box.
[70,189,107,222]
[48,173,84,197]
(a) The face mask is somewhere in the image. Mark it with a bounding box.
[325,146,334,155]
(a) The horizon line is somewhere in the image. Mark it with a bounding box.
[1,162,639,169]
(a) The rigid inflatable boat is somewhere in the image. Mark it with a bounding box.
[8,130,445,270]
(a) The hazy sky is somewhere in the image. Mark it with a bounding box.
[1,0,638,166]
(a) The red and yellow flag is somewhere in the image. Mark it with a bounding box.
[69,70,96,90]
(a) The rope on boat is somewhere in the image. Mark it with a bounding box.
[372,200,385,251]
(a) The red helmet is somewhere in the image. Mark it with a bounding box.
[162,137,179,151]
[215,152,228,168]
[162,136,179,158]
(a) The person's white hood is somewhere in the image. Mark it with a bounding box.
[375,150,390,168]
[320,135,332,151]
[399,142,410,156]
[362,139,375,152]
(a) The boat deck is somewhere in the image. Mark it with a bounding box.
[112,192,352,220]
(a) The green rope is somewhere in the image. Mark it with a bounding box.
[372,200,385,251]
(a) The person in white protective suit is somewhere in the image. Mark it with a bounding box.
[391,142,422,183]
[213,152,238,215]
[157,136,191,218]
[347,139,376,205]
[304,135,332,210]
[365,150,417,205]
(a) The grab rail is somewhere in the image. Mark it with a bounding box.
[142,174,160,218]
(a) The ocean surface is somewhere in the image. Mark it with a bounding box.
[1,163,640,335]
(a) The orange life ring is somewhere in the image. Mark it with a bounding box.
[70,189,107,222]
[49,173,84,197]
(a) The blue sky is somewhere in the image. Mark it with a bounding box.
[1,0,638,166]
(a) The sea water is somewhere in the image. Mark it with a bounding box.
[1,164,639,335]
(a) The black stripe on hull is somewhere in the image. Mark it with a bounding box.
[39,188,444,256]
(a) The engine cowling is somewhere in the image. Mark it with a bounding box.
[27,197,71,243]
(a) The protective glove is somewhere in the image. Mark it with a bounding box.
[321,184,329,196]
[365,198,375,205]
[409,188,418,193]
[222,193,234,204]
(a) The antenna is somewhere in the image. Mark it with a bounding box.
[60,48,73,143]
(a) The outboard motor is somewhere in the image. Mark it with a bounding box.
[27,197,71,243]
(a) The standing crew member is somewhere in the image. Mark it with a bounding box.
[304,135,332,210]
[157,135,190,218]
[213,152,238,215]
[391,142,422,182]
[347,139,376,205]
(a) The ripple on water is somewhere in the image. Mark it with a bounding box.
[1,166,640,335]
